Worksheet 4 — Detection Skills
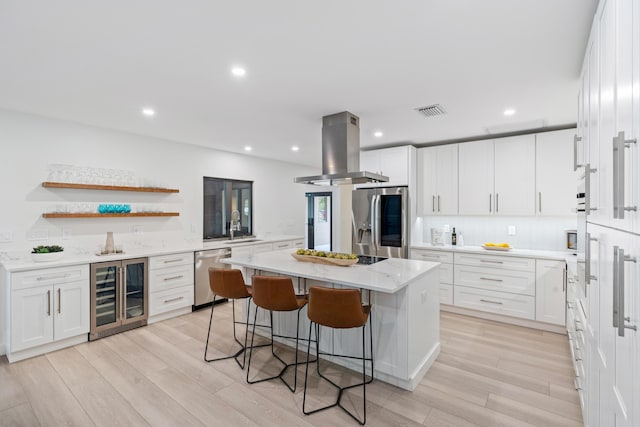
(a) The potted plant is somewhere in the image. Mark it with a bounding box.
[31,245,64,262]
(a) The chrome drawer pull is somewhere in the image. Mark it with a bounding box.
[479,259,504,264]
[163,259,184,264]
[163,275,184,281]
[479,277,503,282]
[164,296,185,304]
[37,273,71,281]
[479,299,503,305]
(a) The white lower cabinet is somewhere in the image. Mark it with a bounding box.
[454,286,535,320]
[535,259,567,326]
[410,249,453,305]
[148,252,194,320]
[10,265,90,353]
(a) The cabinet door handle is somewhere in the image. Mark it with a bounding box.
[58,287,61,314]
[614,246,638,336]
[437,195,441,212]
[163,275,184,281]
[480,259,504,264]
[563,268,567,292]
[538,192,542,213]
[480,299,503,305]
[584,163,598,215]
[612,131,637,219]
[432,195,435,213]
[47,290,51,316]
[489,194,492,213]
[480,277,503,282]
[164,296,185,304]
[573,134,583,171]
[276,244,289,249]
[163,258,184,264]
[496,193,499,213]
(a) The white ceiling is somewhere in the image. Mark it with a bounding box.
[0,0,597,168]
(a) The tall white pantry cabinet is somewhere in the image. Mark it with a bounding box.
[574,0,640,426]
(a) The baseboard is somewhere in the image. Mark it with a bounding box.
[6,334,88,363]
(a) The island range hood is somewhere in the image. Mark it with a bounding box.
[294,111,389,185]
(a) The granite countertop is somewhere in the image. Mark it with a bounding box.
[410,243,573,261]
[0,235,303,272]
[225,249,439,294]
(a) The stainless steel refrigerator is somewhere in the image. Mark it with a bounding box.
[352,186,409,258]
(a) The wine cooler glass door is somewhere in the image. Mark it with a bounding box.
[91,261,122,335]
[122,258,148,323]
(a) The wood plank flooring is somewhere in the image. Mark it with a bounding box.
[0,306,582,426]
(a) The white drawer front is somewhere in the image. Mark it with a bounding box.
[439,284,453,305]
[149,252,194,270]
[454,286,535,320]
[292,239,304,248]
[454,264,535,296]
[411,249,453,264]
[252,243,274,253]
[149,284,194,316]
[454,253,535,272]
[439,263,453,285]
[272,241,294,250]
[150,264,194,293]
[12,265,89,290]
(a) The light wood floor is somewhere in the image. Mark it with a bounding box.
[0,305,583,426]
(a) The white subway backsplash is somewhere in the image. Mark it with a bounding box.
[416,216,577,251]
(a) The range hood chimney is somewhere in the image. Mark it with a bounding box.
[294,111,389,185]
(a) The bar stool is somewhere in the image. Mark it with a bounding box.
[203,268,256,368]
[246,275,310,392]
[302,286,373,425]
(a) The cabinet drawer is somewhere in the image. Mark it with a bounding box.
[439,263,453,285]
[454,264,535,296]
[149,264,194,292]
[272,241,294,250]
[149,252,194,270]
[439,284,453,305]
[454,286,535,320]
[252,243,274,253]
[454,253,535,272]
[292,239,304,248]
[411,249,453,264]
[12,265,89,290]
[149,285,194,316]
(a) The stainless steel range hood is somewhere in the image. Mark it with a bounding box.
[294,112,389,185]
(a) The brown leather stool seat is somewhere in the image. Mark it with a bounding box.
[246,276,312,392]
[302,286,374,425]
[204,268,267,368]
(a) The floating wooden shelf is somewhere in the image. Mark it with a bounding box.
[42,212,180,218]
[42,182,179,193]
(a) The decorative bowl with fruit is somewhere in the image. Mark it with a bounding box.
[292,249,359,266]
[482,242,512,251]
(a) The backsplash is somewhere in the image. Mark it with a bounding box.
[415,216,577,252]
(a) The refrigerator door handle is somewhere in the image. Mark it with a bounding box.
[374,195,381,251]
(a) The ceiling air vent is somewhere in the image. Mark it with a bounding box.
[415,104,446,118]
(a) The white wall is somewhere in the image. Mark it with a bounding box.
[0,109,318,255]
[416,215,577,251]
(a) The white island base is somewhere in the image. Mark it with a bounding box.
[226,251,441,391]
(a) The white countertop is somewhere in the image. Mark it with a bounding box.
[410,243,572,261]
[224,249,439,294]
[0,235,303,272]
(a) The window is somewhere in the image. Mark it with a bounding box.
[203,177,253,239]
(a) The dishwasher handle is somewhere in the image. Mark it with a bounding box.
[196,249,232,259]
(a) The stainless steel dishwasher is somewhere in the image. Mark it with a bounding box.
[194,248,232,309]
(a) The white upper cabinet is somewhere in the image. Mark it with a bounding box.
[359,146,415,187]
[418,145,458,215]
[535,129,578,216]
[494,135,536,216]
[458,140,494,215]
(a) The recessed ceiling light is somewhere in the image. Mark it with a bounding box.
[142,108,155,117]
[244,146,252,151]
[503,108,516,116]
[291,146,299,151]
[231,67,246,77]
[374,131,383,138]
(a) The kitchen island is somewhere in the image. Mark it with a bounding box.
[224,249,440,391]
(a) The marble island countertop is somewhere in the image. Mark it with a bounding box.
[225,249,439,294]
[0,235,302,272]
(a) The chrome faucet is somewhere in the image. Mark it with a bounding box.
[230,210,240,240]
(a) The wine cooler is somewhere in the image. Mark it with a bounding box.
[89,258,148,340]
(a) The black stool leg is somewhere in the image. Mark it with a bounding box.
[204,297,252,368]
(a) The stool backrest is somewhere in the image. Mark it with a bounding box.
[251,276,298,311]
[208,268,251,299]
[308,286,367,328]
